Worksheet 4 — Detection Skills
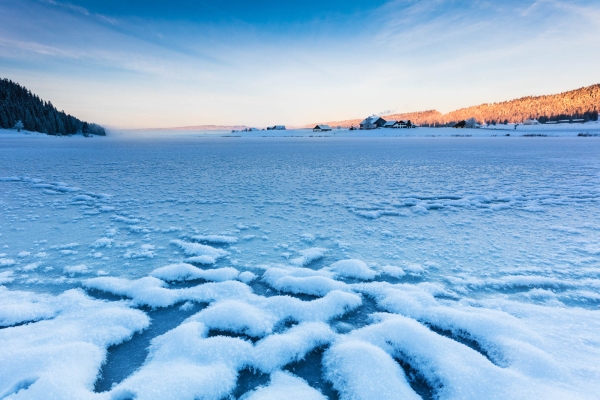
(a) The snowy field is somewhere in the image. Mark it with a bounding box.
[1,131,600,399]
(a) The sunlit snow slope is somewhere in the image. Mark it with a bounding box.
[1,135,599,400]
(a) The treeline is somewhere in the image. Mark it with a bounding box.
[312,84,600,128]
[414,84,600,127]
[0,78,106,135]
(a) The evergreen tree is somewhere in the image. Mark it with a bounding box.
[0,78,106,135]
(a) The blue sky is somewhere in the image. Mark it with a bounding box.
[0,0,599,129]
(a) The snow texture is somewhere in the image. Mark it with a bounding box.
[1,135,600,399]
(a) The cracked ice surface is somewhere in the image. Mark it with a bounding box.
[1,135,600,399]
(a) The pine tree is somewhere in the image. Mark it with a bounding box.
[0,78,106,135]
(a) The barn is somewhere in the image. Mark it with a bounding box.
[360,116,386,130]
[313,124,332,132]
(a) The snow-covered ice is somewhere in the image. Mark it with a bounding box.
[1,133,600,399]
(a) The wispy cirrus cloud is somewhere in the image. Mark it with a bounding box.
[38,0,118,24]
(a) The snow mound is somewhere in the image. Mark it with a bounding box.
[242,371,326,400]
[0,289,148,398]
[323,339,420,400]
[63,264,90,276]
[151,263,239,282]
[262,267,347,296]
[192,235,238,244]
[191,300,279,337]
[0,271,14,285]
[0,258,16,267]
[171,239,228,264]
[252,321,337,373]
[290,248,327,267]
[348,313,578,400]
[379,265,406,278]
[326,259,377,280]
[111,321,250,400]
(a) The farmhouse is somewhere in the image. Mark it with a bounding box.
[384,120,413,128]
[360,116,386,130]
[313,124,332,132]
[267,125,286,130]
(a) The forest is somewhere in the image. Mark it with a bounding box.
[0,78,105,136]
[415,84,599,127]
[313,84,600,128]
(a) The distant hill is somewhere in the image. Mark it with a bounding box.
[308,84,600,128]
[0,78,106,136]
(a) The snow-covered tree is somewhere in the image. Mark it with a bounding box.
[14,120,24,132]
[464,118,478,128]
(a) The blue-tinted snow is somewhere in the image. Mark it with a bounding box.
[1,133,600,399]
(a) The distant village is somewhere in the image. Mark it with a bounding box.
[232,116,418,133]
[232,113,594,134]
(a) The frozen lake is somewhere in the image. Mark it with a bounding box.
[1,134,600,399]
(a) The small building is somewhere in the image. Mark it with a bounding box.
[360,116,386,130]
[523,119,540,125]
[313,124,332,132]
[267,125,286,130]
[384,120,414,128]
[453,120,466,128]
